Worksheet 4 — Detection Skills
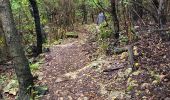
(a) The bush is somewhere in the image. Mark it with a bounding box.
[99,23,112,39]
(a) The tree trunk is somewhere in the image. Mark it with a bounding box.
[158,0,167,27]
[153,0,167,25]
[0,0,33,99]
[153,0,159,9]
[0,19,8,63]
[91,11,94,23]
[110,0,120,39]
[29,0,42,56]
[132,0,143,21]
[82,0,87,24]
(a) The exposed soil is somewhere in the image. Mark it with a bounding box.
[1,25,170,100]
[38,26,128,100]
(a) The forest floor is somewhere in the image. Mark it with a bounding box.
[0,24,170,100]
[37,24,170,100]
[37,25,129,100]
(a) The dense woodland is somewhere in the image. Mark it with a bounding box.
[0,0,170,100]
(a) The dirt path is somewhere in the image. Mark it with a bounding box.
[38,26,128,100]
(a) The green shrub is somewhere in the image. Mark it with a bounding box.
[99,23,112,39]
[119,35,129,45]
[30,62,40,71]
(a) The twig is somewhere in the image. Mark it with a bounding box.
[137,28,170,34]
[103,66,125,72]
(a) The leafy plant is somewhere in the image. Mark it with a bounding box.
[119,35,129,45]
[23,33,36,45]
[0,75,7,86]
[30,62,40,71]
[0,36,4,46]
[99,23,112,39]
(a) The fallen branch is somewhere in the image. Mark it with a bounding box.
[103,66,125,72]
[115,45,134,69]
[105,43,137,72]
[137,28,170,34]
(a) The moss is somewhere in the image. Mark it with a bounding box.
[127,85,134,91]
[65,32,78,38]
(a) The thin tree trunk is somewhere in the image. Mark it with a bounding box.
[82,0,87,24]
[91,12,94,23]
[132,0,143,21]
[110,0,120,39]
[0,19,8,63]
[29,0,42,56]
[158,0,166,27]
[0,0,33,99]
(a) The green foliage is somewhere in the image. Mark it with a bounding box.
[11,0,48,46]
[29,85,48,100]
[65,32,78,38]
[30,62,40,71]
[23,33,36,44]
[0,36,4,46]
[50,39,62,46]
[127,80,138,92]
[119,35,129,45]
[99,23,112,39]
[0,75,7,86]
[98,40,109,54]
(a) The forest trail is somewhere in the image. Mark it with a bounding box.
[38,25,128,100]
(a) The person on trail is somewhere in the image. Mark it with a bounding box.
[96,11,106,33]
[96,11,105,25]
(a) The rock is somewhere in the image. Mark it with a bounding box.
[83,97,88,100]
[141,83,150,90]
[77,97,87,100]
[109,91,125,100]
[133,46,139,56]
[91,62,99,69]
[142,96,147,99]
[134,26,139,29]
[68,96,73,100]
[3,80,19,96]
[165,97,170,100]
[55,77,64,83]
[163,55,166,59]
[59,97,64,100]
[152,80,159,85]
[134,63,140,67]
[159,74,166,81]
[132,70,142,76]
[145,89,150,94]
[120,52,128,60]
[124,68,133,76]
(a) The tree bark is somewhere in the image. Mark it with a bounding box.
[29,0,42,56]
[110,0,120,39]
[82,0,88,24]
[158,0,167,27]
[0,0,33,99]
[153,0,167,25]
[0,19,8,63]
[132,0,143,21]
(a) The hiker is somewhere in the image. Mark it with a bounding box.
[96,11,105,25]
[96,11,106,32]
